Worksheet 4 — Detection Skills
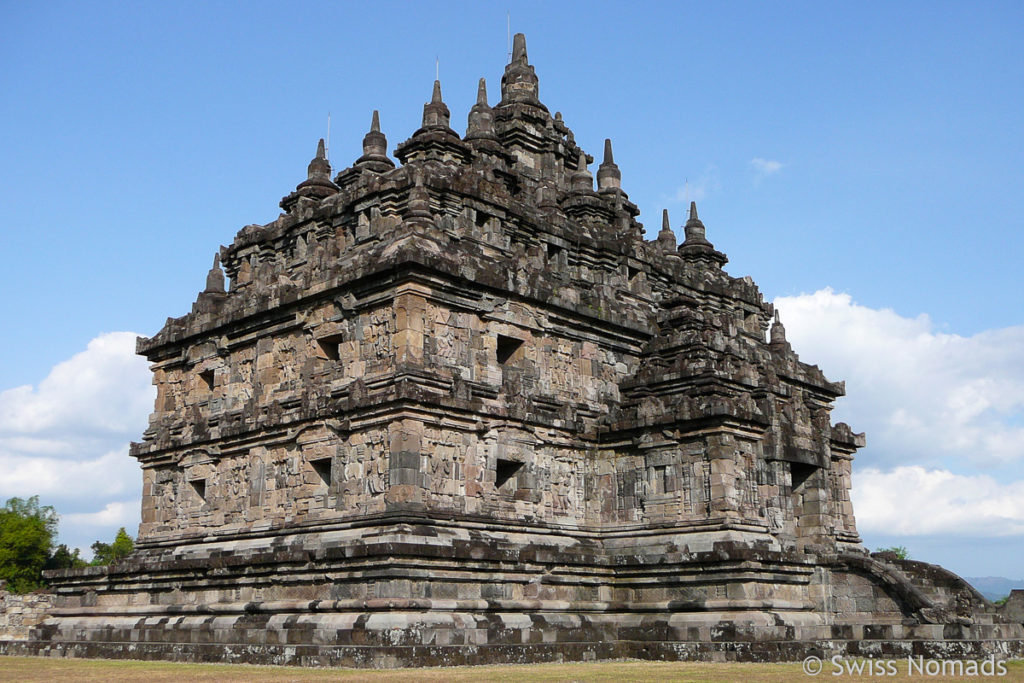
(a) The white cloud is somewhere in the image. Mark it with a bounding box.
[0,331,153,447]
[0,332,153,552]
[0,446,140,501]
[63,500,140,529]
[750,157,784,178]
[853,466,1024,536]
[774,289,1024,544]
[774,289,1024,468]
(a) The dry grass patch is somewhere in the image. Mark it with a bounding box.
[0,656,1021,682]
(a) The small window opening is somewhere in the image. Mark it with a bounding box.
[476,211,489,228]
[312,458,332,486]
[547,243,563,258]
[190,478,207,502]
[790,462,816,491]
[651,465,669,495]
[198,370,214,392]
[316,335,344,361]
[628,265,640,281]
[496,335,524,365]
[495,459,524,490]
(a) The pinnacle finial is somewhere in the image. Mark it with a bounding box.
[306,138,331,180]
[658,209,677,250]
[512,33,528,64]
[355,111,394,172]
[281,137,338,212]
[419,79,452,130]
[771,310,788,345]
[683,201,708,243]
[465,77,498,144]
[571,149,594,192]
[205,252,225,294]
[679,201,726,266]
[500,32,542,107]
[405,169,433,223]
[597,138,621,191]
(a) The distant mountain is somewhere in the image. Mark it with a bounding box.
[964,576,1024,601]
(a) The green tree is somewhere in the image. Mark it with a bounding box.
[875,546,910,560]
[0,496,59,593]
[44,544,87,571]
[90,527,134,566]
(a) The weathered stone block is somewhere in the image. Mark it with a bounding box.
[13,32,1021,670]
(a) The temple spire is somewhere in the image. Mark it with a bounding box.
[678,201,727,267]
[597,138,621,191]
[657,208,676,251]
[280,138,339,212]
[511,32,527,64]
[404,169,433,224]
[770,310,788,346]
[204,252,225,294]
[537,180,559,211]
[395,80,470,165]
[465,78,499,144]
[308,138,331,181]
[421,80,452,130]
[499,32,542,107]
[683,201,710,246]
[570,149,593,192]
[355,110,395,172]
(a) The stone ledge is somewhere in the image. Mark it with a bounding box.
[3,636,1022,668]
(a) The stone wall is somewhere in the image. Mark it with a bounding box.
[1002,591,1024,623]
[0,581,54,641]
[24,33,1023,667]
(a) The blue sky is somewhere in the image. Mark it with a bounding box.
[1,2,1022,580]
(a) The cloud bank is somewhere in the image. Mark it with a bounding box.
[774,289,1024,540]
[0,332,152,553]
[0,332,153,453]
[852,466,1024,537]
[774,289,1024,467]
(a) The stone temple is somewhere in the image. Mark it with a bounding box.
[7,34,1022,666]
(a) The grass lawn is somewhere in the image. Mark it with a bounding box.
[1,656,1022,682]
